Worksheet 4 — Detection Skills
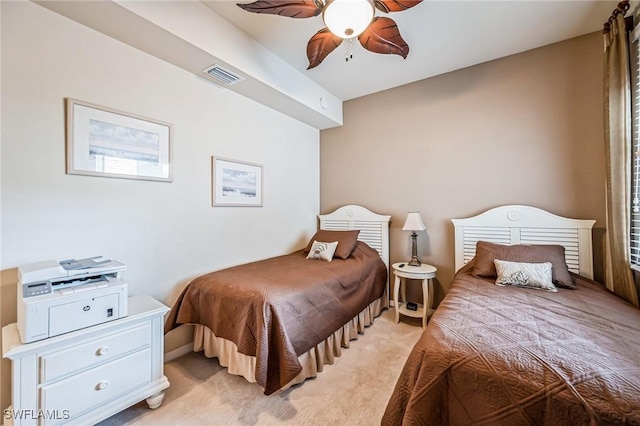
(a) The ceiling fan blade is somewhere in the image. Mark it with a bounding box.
[358,17,409,59]
[237,0,323,18]
[374,0,422,13]
[306,28,343,69]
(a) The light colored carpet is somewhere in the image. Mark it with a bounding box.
[98,309,423,426]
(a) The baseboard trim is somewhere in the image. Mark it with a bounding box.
[165,343,193,362]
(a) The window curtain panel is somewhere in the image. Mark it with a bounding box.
[603,0,639,307]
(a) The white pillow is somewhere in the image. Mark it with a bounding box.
[306,240,338,262]
[494,259,557,292]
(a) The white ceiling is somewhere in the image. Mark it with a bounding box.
[36,0,624,129]
[204,0,619,101]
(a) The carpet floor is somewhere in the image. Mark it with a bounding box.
[98,309,423,426]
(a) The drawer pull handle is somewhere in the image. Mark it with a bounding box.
[96,347,109,356]
[96,381,109,391]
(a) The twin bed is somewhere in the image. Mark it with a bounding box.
[165,205,391,395]
[166,204,640,424]
[383,205,640,424]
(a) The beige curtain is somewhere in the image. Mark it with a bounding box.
[603,1,640,307]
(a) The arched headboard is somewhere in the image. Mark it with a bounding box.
[451,205,596,278]
[319,205,391,272]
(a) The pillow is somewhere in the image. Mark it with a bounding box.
[306,240,338,262]
[304,230,360,260]
[494,259,557,292]
[472,241,575,289]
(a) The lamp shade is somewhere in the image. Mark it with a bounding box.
[402,212,426,231]
[323,0,374,39]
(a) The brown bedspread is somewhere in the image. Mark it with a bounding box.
[165,241,387,395]
[382,263,640,425]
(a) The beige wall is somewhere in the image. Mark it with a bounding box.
[1,2,319,414]
[320,32,606,302]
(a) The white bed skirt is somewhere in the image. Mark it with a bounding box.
[192,293,388,391]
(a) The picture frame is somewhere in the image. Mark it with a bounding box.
[65,98,173,182]
[212,156,263,207]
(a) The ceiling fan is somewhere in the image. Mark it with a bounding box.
[236,0,423,69]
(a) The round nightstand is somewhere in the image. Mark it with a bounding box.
[392,262,437,328]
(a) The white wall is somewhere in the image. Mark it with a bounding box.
[1,2,319,413]
[0,2,319,311]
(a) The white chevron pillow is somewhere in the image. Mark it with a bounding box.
[306,240,338,262]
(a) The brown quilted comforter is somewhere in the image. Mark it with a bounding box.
[382,263,640,425]
[165,241,387,395]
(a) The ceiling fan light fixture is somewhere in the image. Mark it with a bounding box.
[236,0,422,68]
[322,0,375,39]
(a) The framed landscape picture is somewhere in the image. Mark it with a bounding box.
[66,98,173,182]
[212,156,263,207]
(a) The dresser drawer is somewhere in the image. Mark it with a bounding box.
[40,347,152,425]
[40,323,151,383]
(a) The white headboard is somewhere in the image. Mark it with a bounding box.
[451,205,596,278]
[319,205,391,271]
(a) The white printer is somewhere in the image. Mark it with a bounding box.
[17,256,128,343]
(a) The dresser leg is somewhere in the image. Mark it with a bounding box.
[146,391,165,409]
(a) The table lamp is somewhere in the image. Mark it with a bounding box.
[402,212,427,266]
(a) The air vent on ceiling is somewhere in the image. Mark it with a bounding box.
[203,64,244,86]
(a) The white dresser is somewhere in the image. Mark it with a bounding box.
[2,295,170,426]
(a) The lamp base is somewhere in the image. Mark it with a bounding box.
[408,231,421,266]
[408,257,421,267]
